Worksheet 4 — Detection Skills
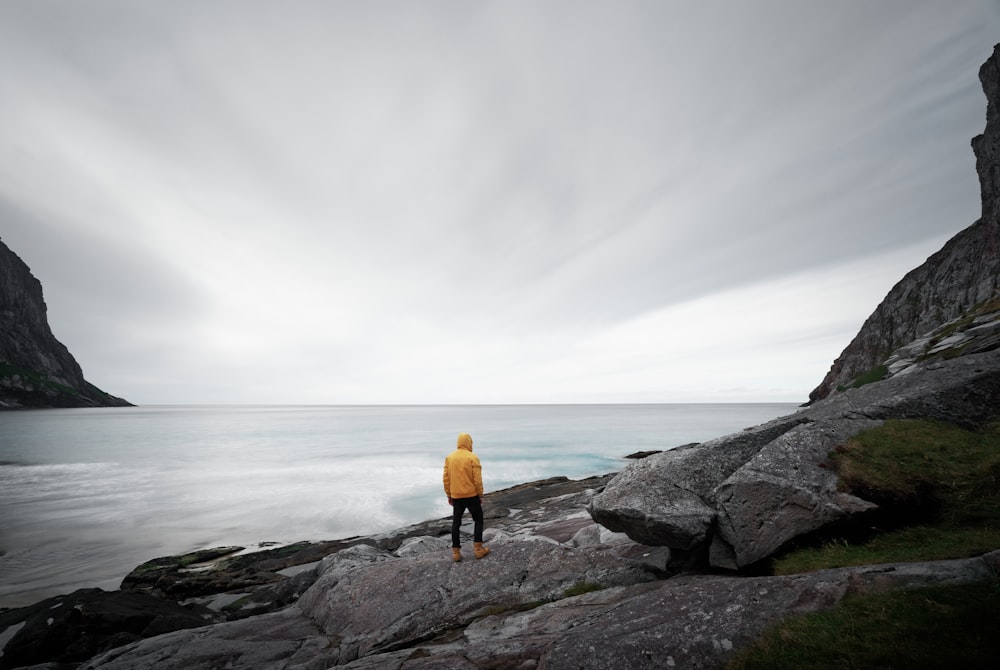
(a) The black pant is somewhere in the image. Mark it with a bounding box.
[451,496,484,547]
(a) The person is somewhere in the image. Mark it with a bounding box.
[442,432,490,562]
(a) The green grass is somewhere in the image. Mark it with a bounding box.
[774,418,1000,575]
[773,525,1000,574]
[731,416,1000,668]
[0,362,78,396]
[475,582,605,620]
[726,582,1000,670]
[836,365,888,392]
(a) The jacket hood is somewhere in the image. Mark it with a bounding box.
[456,433,473,451]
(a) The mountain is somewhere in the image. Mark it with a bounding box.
[0,238,131,408]
[809,44,1000,402]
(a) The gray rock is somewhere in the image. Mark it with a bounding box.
[589,347,1000,569]
[295,536,657,665]
[67,502,1000,670]
[394,536,452,558]
[337,551,1000,670]
[587,415,809,550]
[537,552,999,670]
[711,418,879,568]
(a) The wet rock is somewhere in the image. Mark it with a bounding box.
[0,588,218,669]
[77,607,327,670]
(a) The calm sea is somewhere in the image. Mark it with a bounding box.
[0,403,796,608]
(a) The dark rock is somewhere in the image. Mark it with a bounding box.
[0,238,131,408]
[0,588,218,669]
[624,449,664,459]
[119,539,385,603]
[810,44,1000,403]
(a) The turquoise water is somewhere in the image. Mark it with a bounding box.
[0,403,796,608]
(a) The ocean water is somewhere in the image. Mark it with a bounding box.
[0,403,796,608]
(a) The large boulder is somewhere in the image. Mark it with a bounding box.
[589,343,1000,569]
[710,418,880,568]
[587,415,808,552]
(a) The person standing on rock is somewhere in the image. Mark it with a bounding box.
[443,432,490,562]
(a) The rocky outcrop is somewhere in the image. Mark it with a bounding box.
[0,588,219,669]
[809,43,1000,402]
[71,550,1000,669]
[0,238,131,408]
[590,311,1000,569]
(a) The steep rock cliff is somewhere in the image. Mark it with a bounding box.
[0,238,131,408]
[810,44,1000,402]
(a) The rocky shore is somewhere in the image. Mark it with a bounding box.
[1,439,997,669]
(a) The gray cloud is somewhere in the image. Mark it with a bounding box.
[0,1,997,403]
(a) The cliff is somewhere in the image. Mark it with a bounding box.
[0,238,131,408]
[809,43,1000,402]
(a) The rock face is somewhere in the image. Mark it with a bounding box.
[0,238,130,408]
[810,43,1000,402]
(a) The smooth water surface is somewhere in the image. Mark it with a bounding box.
[0,403,797,607]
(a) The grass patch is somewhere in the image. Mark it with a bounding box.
[836,365,887,392]
[773,418,1000,575]
[476,582,605,620]
[726,581,1000,670]
[0,362,78,396]
[774,526,1000,574]
[934,295,1000,341]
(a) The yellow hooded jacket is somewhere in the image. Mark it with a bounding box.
[443,433,483,500]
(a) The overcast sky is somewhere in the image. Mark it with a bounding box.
[0,1,997,405]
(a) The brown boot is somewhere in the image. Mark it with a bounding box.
[452,547,462,562]
[474,542,490,559]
